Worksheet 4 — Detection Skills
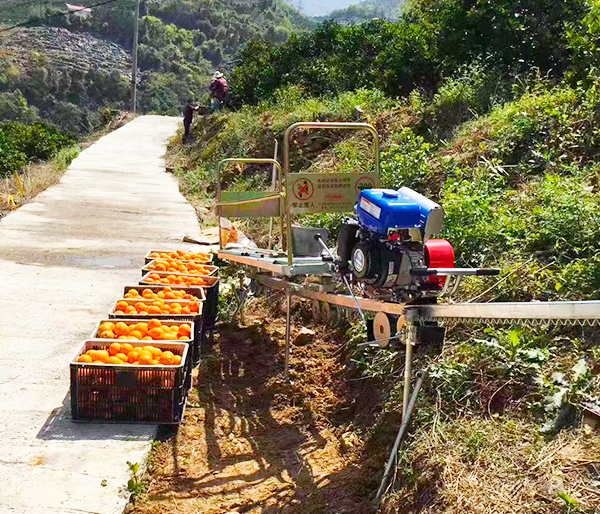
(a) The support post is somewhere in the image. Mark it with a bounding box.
[375,370,425,505]
[131,0,140,113]
[402,323,416,419]
[284,292,291,380]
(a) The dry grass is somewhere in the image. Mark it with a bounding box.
[384,417,600,514]
[0,112,136,219]
[0,146,79,218]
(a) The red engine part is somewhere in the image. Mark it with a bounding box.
[424,239,455,286]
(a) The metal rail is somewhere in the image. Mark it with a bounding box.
[405,301,600,325]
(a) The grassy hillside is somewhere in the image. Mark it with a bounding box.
[0,0,313,123]
[157,1,600,511]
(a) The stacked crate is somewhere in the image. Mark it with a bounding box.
[70,249,219,424]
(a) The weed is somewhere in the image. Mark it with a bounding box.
[126,461,146,498]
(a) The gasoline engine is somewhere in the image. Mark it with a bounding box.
[336,187,455,301]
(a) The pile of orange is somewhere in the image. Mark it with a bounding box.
[113,298,201,316]
[77,341,183,366]
[124,287,200,302]
[97,319,192,340]
[146,260,213,275]
[143,273,210,286]
[149,250,211,263]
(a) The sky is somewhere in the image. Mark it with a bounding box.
[284,0,359,17]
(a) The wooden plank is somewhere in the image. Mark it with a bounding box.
[253,274,405,315]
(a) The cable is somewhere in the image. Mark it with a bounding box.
[0,0,121,33]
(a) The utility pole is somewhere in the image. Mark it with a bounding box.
[131,0,140,113]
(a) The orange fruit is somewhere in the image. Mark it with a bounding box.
[172,355,182,365]
[77,354,93,363]
[106,356,123,365]
[129,330,143,340]
[142,336,153,340]
[134,323,149,335]
[160,332,177,340]
[148,347,162,358]
[121,343,134,354]
[99,330,116,339]
[109,342,121,356]
[94,350,109,363]
[148,327,163,339]
[114,322,129,336]
[115,353,128,362]
[178,324,192,336]
[148,306,162,315]
[178,336,189,340]
[115,310,125,315]
[160,351,174,365]
[139,353,154,365]
[116,301,129,312]
[148,319,162,330]
[99,322,115,332]
[128,350,140,363]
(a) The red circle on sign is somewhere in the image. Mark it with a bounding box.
[355,176,376,195]
[293,178,314,200]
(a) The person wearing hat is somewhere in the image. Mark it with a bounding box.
[209,71,229,112]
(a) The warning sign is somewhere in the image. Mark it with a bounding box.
[293,177,314,200]
[286,172,379,215]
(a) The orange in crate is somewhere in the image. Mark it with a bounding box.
[143,273,211,286]
[146,259,214,275]
[124,287,200,302]
[95,319,194,341]
[77,341,183,366]
[148,250,212,263]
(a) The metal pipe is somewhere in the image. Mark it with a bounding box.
[284,292,291,380]
[375,370,426,505]
[268,140,279,249]
[402,324,416,419]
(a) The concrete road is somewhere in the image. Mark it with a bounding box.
[0,116,201,514]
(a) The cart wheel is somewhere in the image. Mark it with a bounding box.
[311,300,321,322]
[374,312,393,348]
[329,305,342,327]
[321,302,332,324]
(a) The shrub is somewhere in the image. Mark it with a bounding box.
[0,121,76,177]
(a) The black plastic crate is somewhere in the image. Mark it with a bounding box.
[140,271,218,340]
[108,305,203,364]
[70,340,190,424]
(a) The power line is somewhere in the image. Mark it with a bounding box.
[0,0,121,33]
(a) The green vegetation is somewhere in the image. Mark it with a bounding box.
[172,1,600,509]
[0,121,76,177]
[231,0,586,104]
[20,0,314,114]
[323,0,405,22]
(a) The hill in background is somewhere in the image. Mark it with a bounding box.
[0,0,313,132]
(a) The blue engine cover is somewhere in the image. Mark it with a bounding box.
[355,187,443,238]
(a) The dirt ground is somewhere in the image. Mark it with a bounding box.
[129,295,387,514]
